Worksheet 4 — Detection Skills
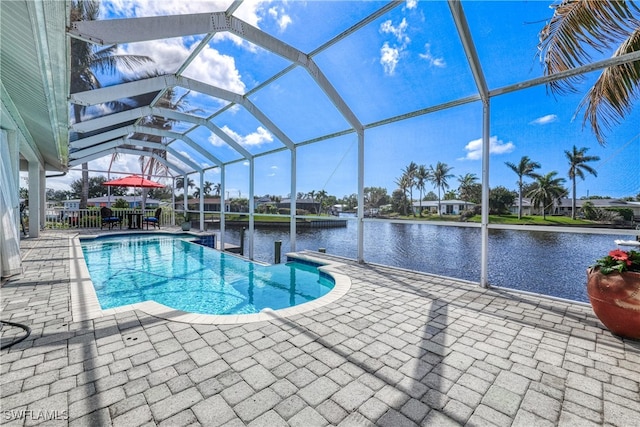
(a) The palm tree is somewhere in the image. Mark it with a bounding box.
[505,156,541,219]
[538,0,640,145]
[70,0,153,209]
[527,172,567,219]
[415,165,430,217]
[402,162,419,217]
[203,181,213,197]
[213,183,222,197]
[175,177,195,195]
[565,145,600,219]
[306,190,317,213]
[457,173,478,211]
[316,190,328,214]
[429,162,454,216]
[137,88,200,178]
[395,174,412,216]
[127,87,201,209]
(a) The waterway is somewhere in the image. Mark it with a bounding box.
[221,219,632,303]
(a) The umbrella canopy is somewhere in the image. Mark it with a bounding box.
[103,174,165,210]
[103,174,165,188]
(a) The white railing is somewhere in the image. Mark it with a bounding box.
[41,208,174,230]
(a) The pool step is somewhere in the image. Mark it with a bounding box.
[192,234,242,254]
[221,242,242,253]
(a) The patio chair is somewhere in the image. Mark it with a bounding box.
[100,207,122,230]
[143,208,162,230]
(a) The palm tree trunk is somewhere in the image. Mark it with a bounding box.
[518,180,523,220]
[81,163,89,210]
[410,187,415,217]
[571,177,577,220]
[403,191,408,216]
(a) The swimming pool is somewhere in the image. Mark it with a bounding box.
[79,234,336,315]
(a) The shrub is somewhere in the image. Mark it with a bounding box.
[604,208,634,221]
[112,198,129,209]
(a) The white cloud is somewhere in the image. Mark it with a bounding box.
[530,114,558,125]
[380,18,411,45]
[268,5,292,31]
[278,14,293,31]
[101,0,230,19]
[380,18,410,45]
[182,45,246,93]
[119,40,246,95]
[380,42,401,76]
[379,18,410,76]
[459,136,515,161]
[170,150,201,172]
[109,1,285,92]
[405,0,418,10]
[419,43,446,68]
[208,125,274,147]
[118,39,189,77]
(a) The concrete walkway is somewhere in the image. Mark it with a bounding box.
[1,230,639,426]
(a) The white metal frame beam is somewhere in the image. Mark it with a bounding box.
[69,146,186,176]
[68,12,362,132]
[448,0,490,288]
[70,105,253,160]
[70,123,223,168]
[69,74,295,152]
[70,137,202,173]
[131,125,224,167]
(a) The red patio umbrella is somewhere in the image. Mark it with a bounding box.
[103,174,165,210]
[103,174,165,189]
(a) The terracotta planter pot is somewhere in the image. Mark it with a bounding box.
[586,268,640,339]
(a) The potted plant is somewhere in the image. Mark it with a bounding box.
[180,213,191,231]
[587,248,640,339]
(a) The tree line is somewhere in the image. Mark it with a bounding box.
[387,144,603,219]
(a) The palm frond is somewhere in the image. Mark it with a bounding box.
[577,27,640,144]
[538,0,639,94]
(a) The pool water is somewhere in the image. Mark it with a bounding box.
[80,234,334,315]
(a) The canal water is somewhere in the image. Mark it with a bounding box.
[222,219,631,303]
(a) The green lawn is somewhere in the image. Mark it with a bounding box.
[468,214,593,226]
[224,213,597,226]
[224,215,310,222]
[387,213,594,226]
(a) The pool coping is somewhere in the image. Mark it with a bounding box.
[68,233,352,324]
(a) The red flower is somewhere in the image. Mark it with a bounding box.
[609,249,632,266]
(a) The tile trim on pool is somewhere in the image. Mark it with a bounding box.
[69,235,351,324]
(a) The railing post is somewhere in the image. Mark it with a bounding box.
[240,227,245,256]
[274,240,282,264]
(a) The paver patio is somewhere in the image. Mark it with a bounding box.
[1,230,639,426]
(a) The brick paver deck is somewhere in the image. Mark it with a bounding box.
[1,230,639,426]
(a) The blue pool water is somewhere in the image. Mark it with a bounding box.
[80,234,334,315]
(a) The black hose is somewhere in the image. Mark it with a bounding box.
[0,320,31,350]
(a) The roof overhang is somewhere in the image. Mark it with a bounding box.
[0,0,70,172]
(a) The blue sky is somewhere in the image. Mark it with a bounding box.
[48,0,639,201]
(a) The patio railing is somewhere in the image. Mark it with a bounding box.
[40,208,175,230]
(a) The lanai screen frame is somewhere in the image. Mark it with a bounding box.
[67,0,640,288]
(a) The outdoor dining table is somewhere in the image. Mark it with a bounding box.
[126,213,143,229]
